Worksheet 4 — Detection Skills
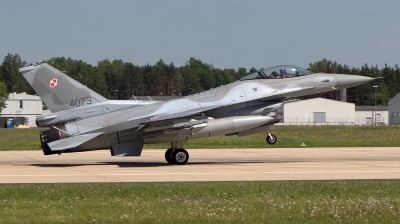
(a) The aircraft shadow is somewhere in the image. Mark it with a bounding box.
[29,160,303,168]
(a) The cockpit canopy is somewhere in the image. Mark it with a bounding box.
[240,65,314,81]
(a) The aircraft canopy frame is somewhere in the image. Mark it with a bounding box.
[240,65,314,81]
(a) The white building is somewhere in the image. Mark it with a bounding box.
[355,106,388,125]
[282,98,355,125]
[1,92,44,127]
[281,98,388,125]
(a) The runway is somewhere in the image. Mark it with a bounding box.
[1,147,400,184]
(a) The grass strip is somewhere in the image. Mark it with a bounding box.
[0,125,399,151]
[1,181,400,223]
[147,125,400,148]
[0,129,43,150]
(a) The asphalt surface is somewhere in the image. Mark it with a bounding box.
[1,148,400,184]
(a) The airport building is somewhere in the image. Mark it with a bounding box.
[388,93,400,125]
[281,98,389,125]
[0,92,47,127]
[355,106,389,125]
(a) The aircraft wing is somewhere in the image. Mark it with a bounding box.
[141,105,223,124]
[140,86,317,125]
[47,133,104,151]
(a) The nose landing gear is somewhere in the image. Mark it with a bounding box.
[266,132,277,145]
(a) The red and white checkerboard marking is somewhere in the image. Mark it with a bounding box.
[49,78,58,88]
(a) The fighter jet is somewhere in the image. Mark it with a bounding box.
[19,63,373,164]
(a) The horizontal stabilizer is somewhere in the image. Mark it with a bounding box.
[47,133,104,151]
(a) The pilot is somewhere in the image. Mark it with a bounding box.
[279,68,287,78]
[271,71,279,78]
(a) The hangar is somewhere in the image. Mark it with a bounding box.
[282,98,355,125]
[282,98,388,125]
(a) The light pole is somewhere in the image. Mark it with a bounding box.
[108,90,118,100]
[373,85,378,125]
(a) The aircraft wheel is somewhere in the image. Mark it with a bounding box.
[165,148,174,163]
[266,134,277,145]
[171,148,189,165]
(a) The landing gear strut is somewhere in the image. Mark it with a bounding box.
[165,141,189,165]
[266,132,277,145]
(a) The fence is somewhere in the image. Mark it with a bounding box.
[278,117,387,126]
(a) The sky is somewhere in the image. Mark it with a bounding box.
[1,0,399,70]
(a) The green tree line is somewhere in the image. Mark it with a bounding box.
[0,54,398,108]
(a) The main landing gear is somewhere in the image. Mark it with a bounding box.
[266,132,277,145]
[165,141,189,165]
[164,133,277,164]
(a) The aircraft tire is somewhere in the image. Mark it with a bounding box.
[165,148,174,163]
[266,134,277,145]
[171,148,189,165]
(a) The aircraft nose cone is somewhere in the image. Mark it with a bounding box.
[331,74,374,89]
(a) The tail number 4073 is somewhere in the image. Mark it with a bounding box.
[70,97,92,108]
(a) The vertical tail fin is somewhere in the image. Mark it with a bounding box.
[19,63,107,112]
